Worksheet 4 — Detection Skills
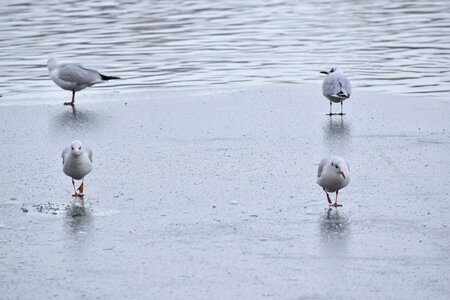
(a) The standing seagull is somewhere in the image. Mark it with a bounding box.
[62,141,93,197]
[320,67,351,115]
[47,58,120,106]
[317,156,350,208]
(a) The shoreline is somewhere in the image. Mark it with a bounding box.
[1,82,448,107]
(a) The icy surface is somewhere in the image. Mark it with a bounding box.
[1,85,449,299]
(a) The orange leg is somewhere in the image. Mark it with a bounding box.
[77,179,84,197]
[331,190,343,208]
[323,188,332,204]
[71,178,79,197]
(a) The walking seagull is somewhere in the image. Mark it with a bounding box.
[317,156,350,208]
[47,58,120,106]
[320,67,351,115]
[62,141,93,197]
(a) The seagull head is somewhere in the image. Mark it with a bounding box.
[47,58,58,71]
[70,140,83,156]
[330,160,346,179]
[320,67,337,75]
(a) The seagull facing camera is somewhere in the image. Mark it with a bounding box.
[62,140,93,198]
[317,156,350,208]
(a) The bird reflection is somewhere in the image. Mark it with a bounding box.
[319,208,350,254]
[65,201,92,236]
[70,104,77,116]
[323,116,351,151]
[324,116,351,139]
[51,107,101,135]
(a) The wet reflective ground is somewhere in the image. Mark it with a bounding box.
[1,86,449,298]
[0,1,449,98]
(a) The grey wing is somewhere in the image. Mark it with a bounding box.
[58,63,101,85]
[337,74,351,97]
[61,147,70,164]
[322,76,340,97]
[86,147,93,162]
[317,158,328,178]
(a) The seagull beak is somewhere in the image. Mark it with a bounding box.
[320,70,329,75]
[340,171,346,179]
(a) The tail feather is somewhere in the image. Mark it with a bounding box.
[100,73,121,81]
[336,90,349,98]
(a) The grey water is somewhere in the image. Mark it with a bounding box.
[0,0,449,98]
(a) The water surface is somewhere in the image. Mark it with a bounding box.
[0,0,449,98]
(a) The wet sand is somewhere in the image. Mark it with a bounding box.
[1,85,449,299]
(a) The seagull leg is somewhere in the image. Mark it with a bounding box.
[64,91,75,106]
[77,179,85,197]
[338,101,346,116]
[331,190,343,208]
[71,178,79,197]
[323,188,332,204]
[327,101,333,116]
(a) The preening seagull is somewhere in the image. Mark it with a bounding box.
[317,156,350,208]
[47,58,120,106]
[320,67,351,115]
[62,140,93,197]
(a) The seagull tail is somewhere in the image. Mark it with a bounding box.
[100,73,121,81]
[335,91,350,98]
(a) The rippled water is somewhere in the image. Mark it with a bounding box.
[1,0,449,98]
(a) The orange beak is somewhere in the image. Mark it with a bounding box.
[340,171,346,179]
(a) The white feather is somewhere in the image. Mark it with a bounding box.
[62,141,93,180]
[322,69,352,103]
[317,156,350,193]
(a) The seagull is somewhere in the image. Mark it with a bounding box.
[47,58,120,106]
[320,67,351,115]
[62,140,93,197]
[317,156,350,208]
